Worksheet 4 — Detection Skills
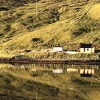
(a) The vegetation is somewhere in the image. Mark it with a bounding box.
[0,0,99,56]
[0,1,100,100]
[25,52,98,59]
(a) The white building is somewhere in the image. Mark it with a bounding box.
[80,43,95,54]
[53,47,63,52]
[53,69,63,73]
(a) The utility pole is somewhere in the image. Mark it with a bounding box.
[36,92,37,100]
[36,0,38,21]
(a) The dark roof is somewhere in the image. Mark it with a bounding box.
[80,43,92,48]
[80,74,92,77]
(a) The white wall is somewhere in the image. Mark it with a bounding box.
[85,48,91,53]
[53,47,63,52]
[91,48,95,53]
[66,51,78,54]
[80,48,95,53]
[80,48,84,53]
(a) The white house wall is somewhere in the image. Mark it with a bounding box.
[53,47,63,52]
[80,48,85,53]
[91,48,95,53]
[80,48,95,53]
[85,48,91,53]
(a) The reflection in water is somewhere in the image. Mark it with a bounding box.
[53,69,63,73]
[0,63,99,77]
[29,64,97,77]
[80,69,94,77]
[0,64,100,100]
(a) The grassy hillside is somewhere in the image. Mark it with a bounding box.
[0,64,100,100]
[0,0,100,54]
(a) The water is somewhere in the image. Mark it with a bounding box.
[0,64,100,100]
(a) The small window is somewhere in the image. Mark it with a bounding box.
[87,48,89,51]
[84,48,85,52]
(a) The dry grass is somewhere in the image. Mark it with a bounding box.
[0,0,100,55]
[88,3,100,20]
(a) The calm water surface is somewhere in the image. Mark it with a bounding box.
[0,64,100,100]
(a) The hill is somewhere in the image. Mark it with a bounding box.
[0,0,100,54]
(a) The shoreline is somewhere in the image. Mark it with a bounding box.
[0,58,99,65]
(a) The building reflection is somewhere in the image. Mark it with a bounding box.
[0,64,99,77]
[14,64,100,77]
[66,68,95,77]
[79,69,94,77]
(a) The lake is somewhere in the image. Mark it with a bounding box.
[0,64,100,100]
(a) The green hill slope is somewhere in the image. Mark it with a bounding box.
[0,0,100,53]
